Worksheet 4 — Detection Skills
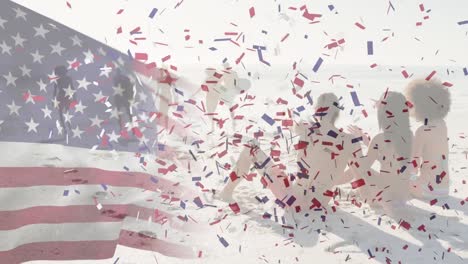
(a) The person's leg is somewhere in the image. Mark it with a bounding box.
[219,143,293,205]
[57,104,66,134]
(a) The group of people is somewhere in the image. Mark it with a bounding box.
[218,79,451,218]
[53,65,136,136]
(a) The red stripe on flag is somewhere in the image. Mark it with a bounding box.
[0,204,178,231]
[0,230,196,264]
[0,167,197,198]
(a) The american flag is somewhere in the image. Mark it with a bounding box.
[0,1,202,262]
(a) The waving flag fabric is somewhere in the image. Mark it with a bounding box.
[0,1,199,263]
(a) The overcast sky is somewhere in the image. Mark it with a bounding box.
[13,0,468,71]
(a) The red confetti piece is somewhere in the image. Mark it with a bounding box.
[355,22,366,30]
[162,55,171,62]
[401,70,409,78]
[293,77,304,88]
[419,3,425,12]
[400,220,411,230]
[351,178,366,189]
[229,171,238,182]
[425,70,436,80]
[442,81,453,87]
[131,127,143,138]
[229,203,240,214]
[362,109,368,118]
[249,7,255,18]
[135,53,148,61]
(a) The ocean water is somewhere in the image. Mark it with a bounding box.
[179,64,468,144]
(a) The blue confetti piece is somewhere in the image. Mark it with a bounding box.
[350,91,361,106]
[74,190,80,194]
[275,199,286,208]
[123,166,129,171]
[218,235,229,247]
[158,144,165,151]
[222,57,228,63]
[174,87,184,96]
[328,4,335,11]
[63,190,69,196]
[378,217,382,225]
[180,200,186,209]
[214,38,231,42]
[367,41,374,55]
[113,257,120,264]
[262,113,275,125]
[255,157,271,169]
[139,157,144,163]
[209,47,217,51]
[193,197,204,208]
[192,176,201,181]
[351,137,363,143]
[296,105,305,112]
[327,130,338,138]
[126,49,133,60]
[150,176,159,183]
[286,196,296,206]
[149,8,158,18]
[101,184,108,191]
[458,20,468,25]
[306,93,313,105]
[176,105,184,111]
[463,67,468,76]
[400,165,407,173]
[312,57,323,72]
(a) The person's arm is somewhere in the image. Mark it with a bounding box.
[339,135,379,185]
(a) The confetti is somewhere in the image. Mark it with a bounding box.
[351,178,366,189]
[229,203,240,214]
[262,113,275,125]
[149,8,158,18]
[355,22,366,30]
[218,235,229,247]
[425,70,436,81]
[367,41,374,55]
[350,91,361,106]
[249,7,255,18]
[312,57,323,72]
